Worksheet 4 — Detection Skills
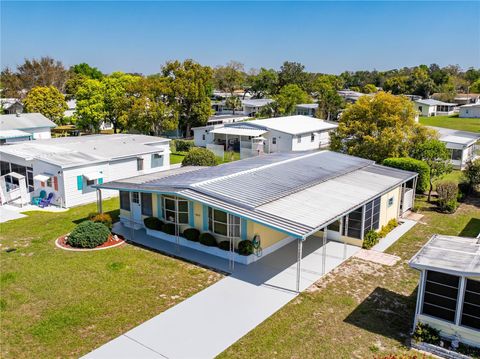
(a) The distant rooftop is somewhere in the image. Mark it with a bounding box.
[244,115,337,135]
[296,103,318,109]
[429,126,480,146]
[0,113,56,131]
[415,99,456,106]
[241,99,274,107]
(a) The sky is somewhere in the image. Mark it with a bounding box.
[1,1,479,75]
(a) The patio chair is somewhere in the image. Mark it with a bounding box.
[39,192,54,208]
[32,190,46,205]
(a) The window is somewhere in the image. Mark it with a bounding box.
[0,161,10,175]
[422,270,459,323]
[272,137,277,145]
[151,153,163,168]
[297,135,302,143]
[364,197,381,233]
[132,192,140,204]
[46,177,53,187]
[461,279,480,330]
[311,133,315,142]
[388,197,394,207]
[451,149,462,161]
[418,106,423,112]
[208,207,240,237]
[344,207,362,239]
[141,192,152,216]
[202,134,205,141]
[120,191,130,211]
[137,158,144,171]
[163,196,189,224]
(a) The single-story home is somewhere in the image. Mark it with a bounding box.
[459,103,480,118]
[193,115,338,159]
[95,150,417,289]
[337,90,368,103]
[241,99,274,117]
[414,99,457,117]
[0,134,170,207]
[430,126,480,169]
[295,103,318,117]
[206,114,250,126]
[0,113,56,143]
[0,98,24,114]
[409,234,480,348]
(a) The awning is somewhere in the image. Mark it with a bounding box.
[33,174,51,182]
[210,127,267,137]
[84,172,103,180]
[0,130,31,140]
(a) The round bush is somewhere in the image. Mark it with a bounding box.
[162,223,177,235]
[182,148,217,167]
[218,241,230,251]
[199,232,217,247]
[238,240,254,256]
[67,221,110,249]
[91,213,113,230]
[183,228,200,242]
[144,217,164,231]
[362,230,379,249]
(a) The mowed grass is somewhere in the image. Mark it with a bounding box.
[0,198,221,358]
[170,152,186,164]
[218,196,480,358]
[419,115,480,133]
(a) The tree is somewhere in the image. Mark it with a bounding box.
[313,76,345,121]
[384,76,409,95]
[17,57,68,92]
[214,61,244,95]
[246,68,278,98]
[408,67,436,98]
[363,84,377,94]
[162,60,213,136]
[23,86,67,124]
[464,158,480,193]
[330,92,432,163]
[225,96,242,115]
[64,74,88,100]
[274,84,311,115]
[70,63,103,80]
[74,79,106,132]
[0,68,22,98]
[411,139,452,202]
[470,79,480,93]
[278,61,307,90]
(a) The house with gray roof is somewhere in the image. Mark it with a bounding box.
[95,150,417,289]
[0,113,56,144]
[414,99,457,117]
[0,98,24,115]
[0,134,171,207]
[295,103,318,117]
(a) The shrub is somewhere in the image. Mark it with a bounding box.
[437,181,458,213]
[378,218,398,238]
[199,232,217,247]
[143,217,163,231]
[362,230,379,249]
[67,221,110,249]
[383,157,430,194]
[90,213,113,230]
[182,148,217,167]
[162,223,177,235]
[464,158,480,194]
[173,139,194,152]
[412,322,440,345]
[238,240,254,256]
[218,241,230,251]
[183,228,200,242]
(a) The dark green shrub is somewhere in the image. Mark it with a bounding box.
[144,217,163,231]
[412,322,440,345]
[378,218,398,238]
[457,342,480,358]
[173,139,194,152]
[162,223,177,235]
[437,181,458,213]
[91,213,113,230]
[199,232,217,247]
[362,230,379,249]
[383,157,430,193]
[67,221,110,249]
[464,158,480,193]
[218,241,230,251]
[183,228,200,242]
[182,148,217,167]
[238,240,254,256]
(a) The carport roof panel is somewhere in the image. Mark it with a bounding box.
[209,127,267,137]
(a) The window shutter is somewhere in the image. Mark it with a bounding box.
[77,175,83,190]
[189,202,194,227]
[41,181,45,187]
[202,205,208,231]
[98,178,103,185]
[53,176,58,191]
[241,218,247,240]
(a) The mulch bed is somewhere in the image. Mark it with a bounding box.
[56,233,125,251]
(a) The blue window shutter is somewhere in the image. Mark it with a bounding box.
[157,195,162,219]
[189,202,195,227]
[98,178,103,185]
[77,175,83,190]
[241,219,247,240]
[202,205,208,231]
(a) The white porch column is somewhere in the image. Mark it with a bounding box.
[296,237,303,292]
[340,216,347,260]
[322,228,327,275]
[96,189,103,214]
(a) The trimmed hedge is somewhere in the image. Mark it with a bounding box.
[383,157,430,193]
[362,230,379,249]
[90,213,113,230]
[199,232,217,247]
[218,241,230,251]
[238,240,254,256]
[183,228,200,242]
[67,221,110,248]
[378,218,398,238]
[162,223,177,235]
[144,217,164,231]
[436,181,458,213]
[172,139,194,152]
[182,148,217,167]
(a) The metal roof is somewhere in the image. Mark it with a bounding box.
[0,134,170,168]
[0,130,31,139]
[296,103,319,109]
[209,127,267,137]
[409,234,480,276]
[0,113,56,131]
[429,126,480,146]
[415,99,456,106]
[97,150,417,237]
[241,115,338,135]
[241,99,274,107]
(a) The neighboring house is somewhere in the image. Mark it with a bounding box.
[414,99,457,117]
[0,98,24,114]
[337,90,368,103]
[206,114,250,126]
[0,134,170,207]
[430,126,480,169]
[409,234,480,348]
[64,99,76,118]
[453,93,479,106]
[96,150,417,273]
[459,103,480,118]
[242,99,274,117]
[0,113,56,143]
[193,115,338,158]
[295,103,318,117]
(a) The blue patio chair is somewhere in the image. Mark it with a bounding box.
[32,190,46,205]
[39,192,54,208]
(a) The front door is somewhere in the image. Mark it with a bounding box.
[131,192,142,224]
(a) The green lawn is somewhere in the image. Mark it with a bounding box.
[0,198,221,358]
[218,196,480,358]
[419,115,480,133]
[170,152,186,164]
[170,149,241,166]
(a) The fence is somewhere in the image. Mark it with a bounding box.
[207,144,224,160]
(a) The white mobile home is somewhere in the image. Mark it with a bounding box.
[459,103,480,118]
[0,134,170,208]
[241,99,274,117]
[295,103,318,117]
[0,113,56,142]
[414,99,457,117]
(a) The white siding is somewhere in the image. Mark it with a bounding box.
[460,106,480,118]
[29,127,52,139]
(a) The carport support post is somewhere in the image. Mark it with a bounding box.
[96,189,103,214]
[296,237,303,293]
[322,227,327,275]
